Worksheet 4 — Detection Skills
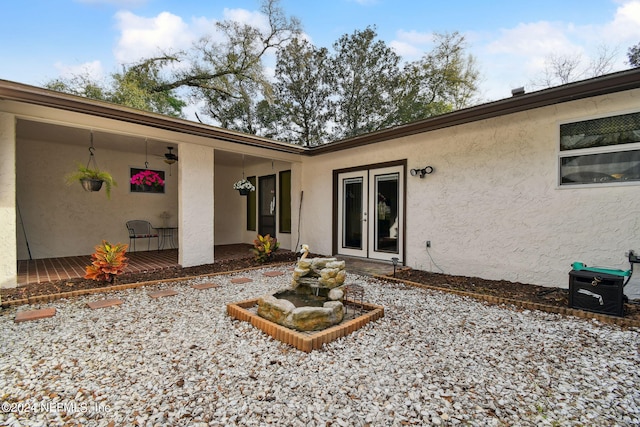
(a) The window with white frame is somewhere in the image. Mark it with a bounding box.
[559,112,640,186]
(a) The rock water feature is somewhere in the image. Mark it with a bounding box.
[227,245,385,351]
[257,246,347,331]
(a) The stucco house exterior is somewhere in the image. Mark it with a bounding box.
[1,68,639,294]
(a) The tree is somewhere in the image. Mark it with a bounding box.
[531,45,617,88]
[45,2,482,145]
[46,73,111,102]
[329,26,403,140]
[394,32,479,125]
[45,58,185,117]
[46,0,299,123]
[158,0,301,126]
[628,42,640,67]
[271,38,332,146]
[111,56,186,117]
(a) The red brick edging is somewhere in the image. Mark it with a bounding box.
[227,298,385,352]
[1,262,293,308]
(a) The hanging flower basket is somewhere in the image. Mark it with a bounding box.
[65,164,116,199]
[233,179,255,196]
[81,178,104,192]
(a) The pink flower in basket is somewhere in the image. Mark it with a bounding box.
[130,170,165,187]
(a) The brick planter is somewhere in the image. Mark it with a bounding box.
[227,298,384,352]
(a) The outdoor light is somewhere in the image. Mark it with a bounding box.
[391,257,399,277]
[410,166,434,178]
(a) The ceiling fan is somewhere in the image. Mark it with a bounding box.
[163,146,178,164]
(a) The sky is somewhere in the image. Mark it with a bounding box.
[2,0,640,115]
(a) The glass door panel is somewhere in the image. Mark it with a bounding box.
[374,173,399,253]
[337,171,368,257]
[368,165,403,262]
[258,175,276,237]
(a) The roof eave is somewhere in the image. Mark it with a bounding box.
[0,79,307,155]
[308,68,640,155]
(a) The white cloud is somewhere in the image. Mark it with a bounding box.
[603,0,640,41]
[114,11,195,64]
[389,30,434,58]
[54,60,104,81]
[221,7,270,32]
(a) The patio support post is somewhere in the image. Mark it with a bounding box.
[178,144,215,267]
[0,112,17,288]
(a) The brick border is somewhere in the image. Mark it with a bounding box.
[376,275,640,329]
[1,262,293,308]
[227,298,384,352]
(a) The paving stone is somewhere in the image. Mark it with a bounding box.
[230,277,253,284]
[15,307,56,323]
[263,271,285,277]
[191,283,220,290]
[86,298,124,309]
[148,289,178,298]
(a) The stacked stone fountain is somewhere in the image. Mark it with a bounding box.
[257,245,347,331]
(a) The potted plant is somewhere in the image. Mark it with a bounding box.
[233,178,255,196]
[65,163,117,199]
[84,240,129,284]
[252,234,279,263]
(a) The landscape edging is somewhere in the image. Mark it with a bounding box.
[377,275,640,329]
[1,262,293,308]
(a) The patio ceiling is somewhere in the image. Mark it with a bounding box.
[16,118,267,167]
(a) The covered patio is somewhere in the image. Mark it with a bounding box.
[0,81,305,288]
[16,244,258,285]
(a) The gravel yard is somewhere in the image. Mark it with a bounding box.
[1,267,639,426]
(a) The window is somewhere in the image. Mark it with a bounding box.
[279,170,291,233]
[246,176,256,231]
[559,112,640,185]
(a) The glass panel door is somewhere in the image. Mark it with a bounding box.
[368,166,403,261]
[336,165,404,261]
[337,171,368,257]
[374,173,399,253]
[258,175,276,238]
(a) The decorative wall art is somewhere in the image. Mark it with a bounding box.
[130,168,165,193]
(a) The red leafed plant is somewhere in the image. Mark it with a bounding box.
[252,234,279,263]
[85,240,129,283]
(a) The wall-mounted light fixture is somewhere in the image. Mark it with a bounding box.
[410,166,434,178]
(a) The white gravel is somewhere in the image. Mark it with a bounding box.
[1,266,639,426]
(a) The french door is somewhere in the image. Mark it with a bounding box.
[337,165,404,262]
[258,175,276,238]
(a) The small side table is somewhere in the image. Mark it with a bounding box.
[155,227,178,250]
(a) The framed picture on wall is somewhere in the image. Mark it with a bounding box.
[130,168,166,194]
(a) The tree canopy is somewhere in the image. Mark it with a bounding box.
[46,0,481,145]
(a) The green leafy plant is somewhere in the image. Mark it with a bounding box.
[65,163,117,199]
[252,234,280,263]
[85,240,129,283]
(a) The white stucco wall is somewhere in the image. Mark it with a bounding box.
[179,144,214,267]
[0,113,17,287]
[300,90,640,289]
[15,137,178,258]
